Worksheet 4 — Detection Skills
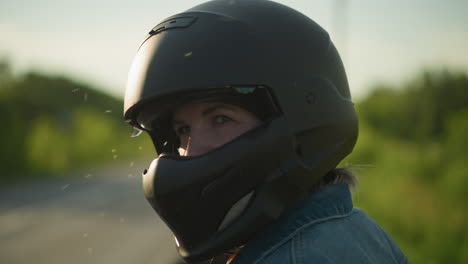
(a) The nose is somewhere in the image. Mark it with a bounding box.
[180,131,218,157]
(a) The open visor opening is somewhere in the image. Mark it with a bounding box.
[132,85,282,155]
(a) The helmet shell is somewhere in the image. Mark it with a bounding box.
[124,0,358,262]
[124,0,352,129]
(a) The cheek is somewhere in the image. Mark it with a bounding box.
[214,123,256,144]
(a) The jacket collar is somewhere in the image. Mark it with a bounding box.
[232,183,353,264]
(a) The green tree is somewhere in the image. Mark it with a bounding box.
[0,63,153,182]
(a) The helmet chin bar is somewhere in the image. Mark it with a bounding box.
[143,117,292,261]
[142,116,355,262]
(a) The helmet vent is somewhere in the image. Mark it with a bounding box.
[295,145,303,158]
[150,16,197,35]
[305,92,316,104]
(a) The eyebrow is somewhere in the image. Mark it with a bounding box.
[172,104,237,125]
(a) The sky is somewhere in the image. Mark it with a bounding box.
[1,0,467,99]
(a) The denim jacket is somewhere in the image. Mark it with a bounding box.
[231,184,408,264]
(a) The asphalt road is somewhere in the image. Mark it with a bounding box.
[0,161,185,264]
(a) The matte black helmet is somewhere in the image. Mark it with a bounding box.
[124,0,358,262]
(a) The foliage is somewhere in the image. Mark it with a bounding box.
[0,61,153,181]
[342,68,468,264]
[359,69,468,143]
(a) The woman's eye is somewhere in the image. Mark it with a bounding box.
[214,115,232,125]
[176,125,190,135]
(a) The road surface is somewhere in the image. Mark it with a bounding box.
[0,161,185,264]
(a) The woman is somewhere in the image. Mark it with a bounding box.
[124,1,408,263]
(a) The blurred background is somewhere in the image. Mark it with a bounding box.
[1,0,467,263]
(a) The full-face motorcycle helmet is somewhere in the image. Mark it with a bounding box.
[124,0,358,262]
